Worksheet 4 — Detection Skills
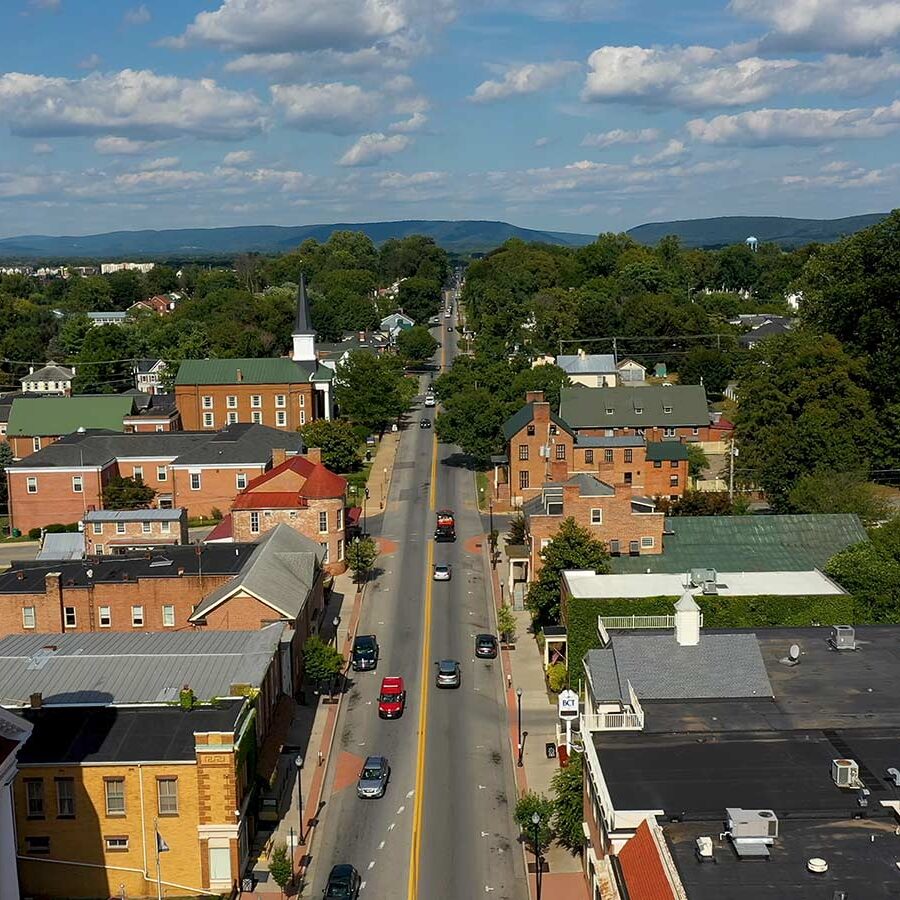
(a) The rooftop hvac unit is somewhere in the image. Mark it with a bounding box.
[829,625,856,651]
[690,568,716,588]
[832,758,859,788]
[725,808,779,840]
[701,580,719,595]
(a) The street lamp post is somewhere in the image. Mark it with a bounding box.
[363,487,369,536]
[332,615,340,647]
[516,687,523,767]
[531,812,543,900]
[295,755,305,846]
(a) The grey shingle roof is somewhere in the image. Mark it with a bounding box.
[0,625,285,707]
[191,524,322,621]
[586,632,772,702]
[557,353,616,375]
[21,363,74,383]
[575,435,645,448]
[170,423,304,466]
[559,384,710,429]
[566,473,615,497]
[645,441,689,461]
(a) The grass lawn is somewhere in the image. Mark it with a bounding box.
[475,470,490,510]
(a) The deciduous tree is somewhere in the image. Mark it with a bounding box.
[300,419,361,473]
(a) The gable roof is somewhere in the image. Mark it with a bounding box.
[645,441,689,461]
[236,453,346,503]
[737,318,794,346]
[556,353,617,375]
[174,357,315,386]
[500,402,574,441]
[617,819,678,900]
[22,362,74,383]
[559,384,709,429]
[7,395,135,437]
[190,525,323,621]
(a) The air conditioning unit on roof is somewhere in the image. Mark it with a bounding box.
[832,758,860,788]
[726,808,778,840]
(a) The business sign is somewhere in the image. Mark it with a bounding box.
[558,689,579,719]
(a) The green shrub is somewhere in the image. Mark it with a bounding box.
[28,528,41,540]
[546,663,568,693]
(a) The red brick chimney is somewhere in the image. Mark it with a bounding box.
[525,390,545,404]
[305,447,322,465]
[271,448,287,467]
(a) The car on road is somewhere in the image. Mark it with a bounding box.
[351,634,379,672]
[323,864,361,898]
[435,659,461,688]
[447,326,453,332]
[357,755,390,799]
[475,634,499,659]
[433,564,452,581]
[424,392,436,407]
[378,676,406,718]
[419,419,431,429]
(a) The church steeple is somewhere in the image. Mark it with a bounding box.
[292,273,317,363]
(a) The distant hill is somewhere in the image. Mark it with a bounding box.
[0,219,595,260]
[627,213,889,249]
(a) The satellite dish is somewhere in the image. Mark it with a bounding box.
[86,569,93,579]
[789,644,800,662]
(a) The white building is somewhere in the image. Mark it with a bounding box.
[100,262,156,275]
[20,361,75,395]
[556,350,618,388]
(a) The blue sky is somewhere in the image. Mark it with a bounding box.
[0,0,898,237]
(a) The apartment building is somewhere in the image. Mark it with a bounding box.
[82,508,189,554]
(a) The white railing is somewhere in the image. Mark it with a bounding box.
[598,613,703,631]
[581,709,644,731]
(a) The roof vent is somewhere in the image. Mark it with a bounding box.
[779,643,800,666]
[695,836,714,861]
[828,625,857,651]
[807,858,828,874]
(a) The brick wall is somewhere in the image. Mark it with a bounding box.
[84,513,189,554]
[176,383,316,431]
[572,446,688,498]
[171,464,268,519]
[507,400,574,504]
[7,466,112,533]
[9,434,60,459]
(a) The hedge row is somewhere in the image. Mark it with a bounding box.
[564,593,859,685]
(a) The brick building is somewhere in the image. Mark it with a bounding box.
[0,708,32,900]
[82,508,189,554]
[5,423,304,534]
[174,278,334,429]
[121,391,180,432]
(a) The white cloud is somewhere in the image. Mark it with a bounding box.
[338,132,410,166]
[487,0,617,21]
[0,70,265,140]
[781,162,897,189]
[389,111,428,132]
[32,142,53,155]
[271,82,379,134]
[94,136,166,155]
[124,4,151,25]
[730,0,900,51]
[534,136,552,147]
[687,101,900,145]
[138,156,180,171]
[582,44,900,109]
[632,138,686,165]
[582,127,661,147]
[0,172,59,199]
[77,53,102,70]
[471,60,580,103]
[223,150,254,165]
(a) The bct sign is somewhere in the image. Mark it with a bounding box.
[558,689,579,719]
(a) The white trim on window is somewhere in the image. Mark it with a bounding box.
[641,536,655,549]
[590,508,602,525]
[22,606,36,629]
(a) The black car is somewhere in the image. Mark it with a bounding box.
[324,864,361,898]
[475,634,498,659]
[351,635,379,672]
[420,419,431,429]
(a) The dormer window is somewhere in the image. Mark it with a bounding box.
[663,405,672,414]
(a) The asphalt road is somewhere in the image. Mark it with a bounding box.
[306,316,526,898]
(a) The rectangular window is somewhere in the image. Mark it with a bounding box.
[584,449,593,464]
[105,837,129,852]
[99,606,111,627]
[104,779,125,816]
[64,607,76,628]
[201,395,213,409]
[236,473,247,490]
[26,837,49,855]
[526,424,535,436]
[671,459,679,469]
[518,444,529,461]
[603,449,613,464]
[624,472,633,485]
[250,511,260,534]
[663,427,676,437]
[157,466,167,481]
[634,407,643,415]
[251,394,262,408]
[320,542,329,564]
[629,540,640,555]
[72,475,83,493]
[609,539,620,556]
[624,449,633,463]
[95,544,104,554]
[55,778,75,818]
[654,460,662,468]
[519,470,529,490]
[131,606,144,627]
[251,411,263,424]
[203,412,214,428]
[226,395,237,409]
[275,394,286,408]
[22,606,36,629]
[692,427,700,436]
[158,522,170,536]
[276,410,287,427]
[336,507,343,531]
[555,443,566,460]
[298,395,305,408]
[162,605,175,627]
[190,472,201,491]
[157,777,178,815]
[590,508,602,525]
[27,476,38,494]
[227,411,238,424]
[142,521,152,534]
[26,779,44,818]
[318,511,328,533]
[641,536,655,549]
[92,522,103,535]
[299,410,306,426]
[33,436,41,452]
[116,522,126,534]
[337,538,344,561]
[670,475,679,487]
[132,466,143,480]
[549,425,558,436]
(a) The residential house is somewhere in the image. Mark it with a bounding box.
[127,294,177,316]
[83,508,189,554]
[556,350,618,387]
[175,279,334,427]
[6,626,289,898]
[559,384,714,444]
[121,391,180,432]
[5,423,305,533]
[522,475,664,580]
[736,315,795,348]
[132,358,168,394]
[615,358,646,384]
[20,362,75,396]
[0,707,32,900]
[5,395,136,460]
[316,330,391,372]
[86,311,128,327]
[380,311,414,338]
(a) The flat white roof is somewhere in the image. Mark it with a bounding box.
[562,569,844,598]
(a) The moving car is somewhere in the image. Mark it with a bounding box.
[424,392,436,407]
[324,864,361,898]
[435,659,461,688]
[357,755,390,799]
[420,419,431,429]
[447,326,453,332]
[378,676,406,718]
[351,634,379,672]
[434,509,456,542]
[433,564,452,581]
[475,633,499,659]
[444,308,451,317]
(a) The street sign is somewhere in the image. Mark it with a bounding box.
[558,689,579,719]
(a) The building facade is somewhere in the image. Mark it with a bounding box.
[20,363,74,396]
[83,508,189,554]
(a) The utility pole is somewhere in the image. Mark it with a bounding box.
[729,437,737,500]
[612,336,618,366]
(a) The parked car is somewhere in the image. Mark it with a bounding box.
[357,756,390,799]
[475,634,498,659]
[433,564,452,581]
[351,635,379,672]
[324,864,361,898]
[378,676,406,718]
[435,659,461,688]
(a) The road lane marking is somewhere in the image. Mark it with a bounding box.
[368,861,376,870]
[396,805,406,814]
[378,841,386,850]
[406,789,415,798]
[389,822,396,831]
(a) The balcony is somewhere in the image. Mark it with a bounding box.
[581,709,644,732]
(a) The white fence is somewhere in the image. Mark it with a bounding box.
[598,614,704,631]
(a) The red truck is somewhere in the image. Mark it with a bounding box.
[435,509,456,542]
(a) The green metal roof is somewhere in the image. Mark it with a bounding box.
[610,514,868,574]
[501,403,574,441]
[559,384,709,429]
[7,395,134,437]
[174,358,314,386]
[645,441,690,461]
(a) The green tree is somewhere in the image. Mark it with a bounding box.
[507,514,528,545]
[396,325,439,365]
[658,491,735,517]
[825,541,900,620]
[346,536,378,584]
[870,516,900,564]
[677,348,735,395]
[145,265,179,295]
[398,276,442,324]
[0,440,12,513]
[73,324,134,393]
[434,388,507,460]
[267,843,292,897]
[527,518,610,626]
[788,471,891,525]
[53,313,93,358]
[497,604,517,645]
[106,270,145,308]
[335,352,416,433]
[514,792,555,852]
[551,754,584,853]
[686,444,709,479]
[302,635,344,685]
[300,419,361,473]
[102,476,156,510]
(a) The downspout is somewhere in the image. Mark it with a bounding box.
[139,765,148,881]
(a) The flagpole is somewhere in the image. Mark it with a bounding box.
[155,819,162,900]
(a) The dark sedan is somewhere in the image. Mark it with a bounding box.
[475,634,498,659]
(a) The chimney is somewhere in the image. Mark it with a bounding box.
[236,368,243,383]
[305,447,322,465]
[30,692,43,709]
[525,390,545,404]
[578,348,586,359]
[45,571,61,594]
[674,592,701,647]
[271,448,287,467]
[28,366,34,375]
